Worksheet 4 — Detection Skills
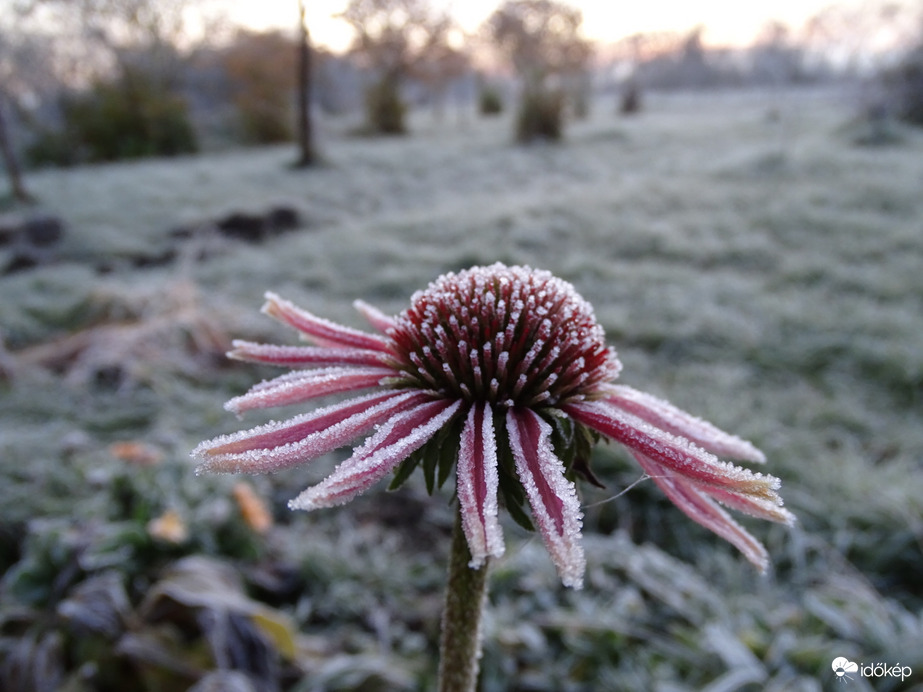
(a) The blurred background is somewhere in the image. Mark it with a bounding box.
[1,1,922,690]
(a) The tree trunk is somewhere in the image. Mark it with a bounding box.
[295,0,316,167]
[0,91,32,202]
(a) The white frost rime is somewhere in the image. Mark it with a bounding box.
[506,408,586,589]
[289,399,462,510]
[457,402,504,568]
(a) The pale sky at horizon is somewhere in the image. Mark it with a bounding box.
[226,0,872,52]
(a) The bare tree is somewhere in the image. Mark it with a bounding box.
[0,89,32,202]
[221,29,296,143]
[748,21,807,86]
[336,0,457,134]
[608,30,685,111]
[409,20,469,121]
[803,1,919,77]
[484,0,592,141]
[19,0,200,83]
[0,11,47,200]
[295,0,316,166]
[12,0,217,163]
[486,1,591,88]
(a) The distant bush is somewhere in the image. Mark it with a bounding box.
[479,85,504,116]
[363,77,406,135]
[516,90,564,143]
[27,68,197,166]
[885,43,923,127]
[485,0,591,143]
[619,80,642,115]
[25,127,75,167]
[237,101,293,144]
[844,105,906,147]
[571,89,590,120]
[221,29,295,145]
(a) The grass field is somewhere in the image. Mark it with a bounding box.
[1,87,922,691]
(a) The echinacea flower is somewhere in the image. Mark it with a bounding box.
[193,263,793,588]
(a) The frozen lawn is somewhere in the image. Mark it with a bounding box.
[2,88,922,690]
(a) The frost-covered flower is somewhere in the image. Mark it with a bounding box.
[193,263,793,588]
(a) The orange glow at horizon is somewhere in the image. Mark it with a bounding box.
[228,0,915,52]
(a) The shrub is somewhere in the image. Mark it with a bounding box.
[619,80,642,115]
[221,29,296,145]
[27,68,197,166]
[885,44,923,127]
[363,77,406,135]
[515,89,564,143]
[237,101,293,144]
[479,85,504,116]
[25,127,77,167]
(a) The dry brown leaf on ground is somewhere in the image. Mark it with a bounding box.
[6,279,230,388]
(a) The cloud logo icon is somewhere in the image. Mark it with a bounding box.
[832,657,859,680]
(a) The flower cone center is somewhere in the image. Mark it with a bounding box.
[388,264,621,408]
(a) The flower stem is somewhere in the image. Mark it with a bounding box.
[438,510,489,692]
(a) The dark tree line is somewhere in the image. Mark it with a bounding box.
[4,0,923,198]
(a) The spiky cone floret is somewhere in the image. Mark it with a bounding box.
[193,264,793,588]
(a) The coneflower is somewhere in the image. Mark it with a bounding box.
[193,263,793,691]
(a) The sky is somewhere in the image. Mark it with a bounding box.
[226,0,853,51]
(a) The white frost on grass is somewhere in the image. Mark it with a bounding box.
[5,87,923,589]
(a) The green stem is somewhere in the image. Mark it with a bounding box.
[438,509,489,692]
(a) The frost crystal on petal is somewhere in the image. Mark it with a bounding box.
[605,385,766,463]
[457,402,504,568]
[289,398,462,510]
[506,408,586,589]
[353,299,397,334]
[193,390,428,474]
[632,451,771,571]
[228,341,392,368]
[263,292,391,351]
[565,400,781,501]
[226,366,393,414]
[566,398,792,568]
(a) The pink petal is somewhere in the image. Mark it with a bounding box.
[457,402,504,568]
[263,292,391,352]
[225,366,394,414]
[192,390,428,474]
[290,398,463,510]
[632,451,770,571]
[605,385,766,463]
[704,486,796,526]
[228,340,392,368]
[565,401,781,501]
[506,408,585,589]
[353,299,397,334]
